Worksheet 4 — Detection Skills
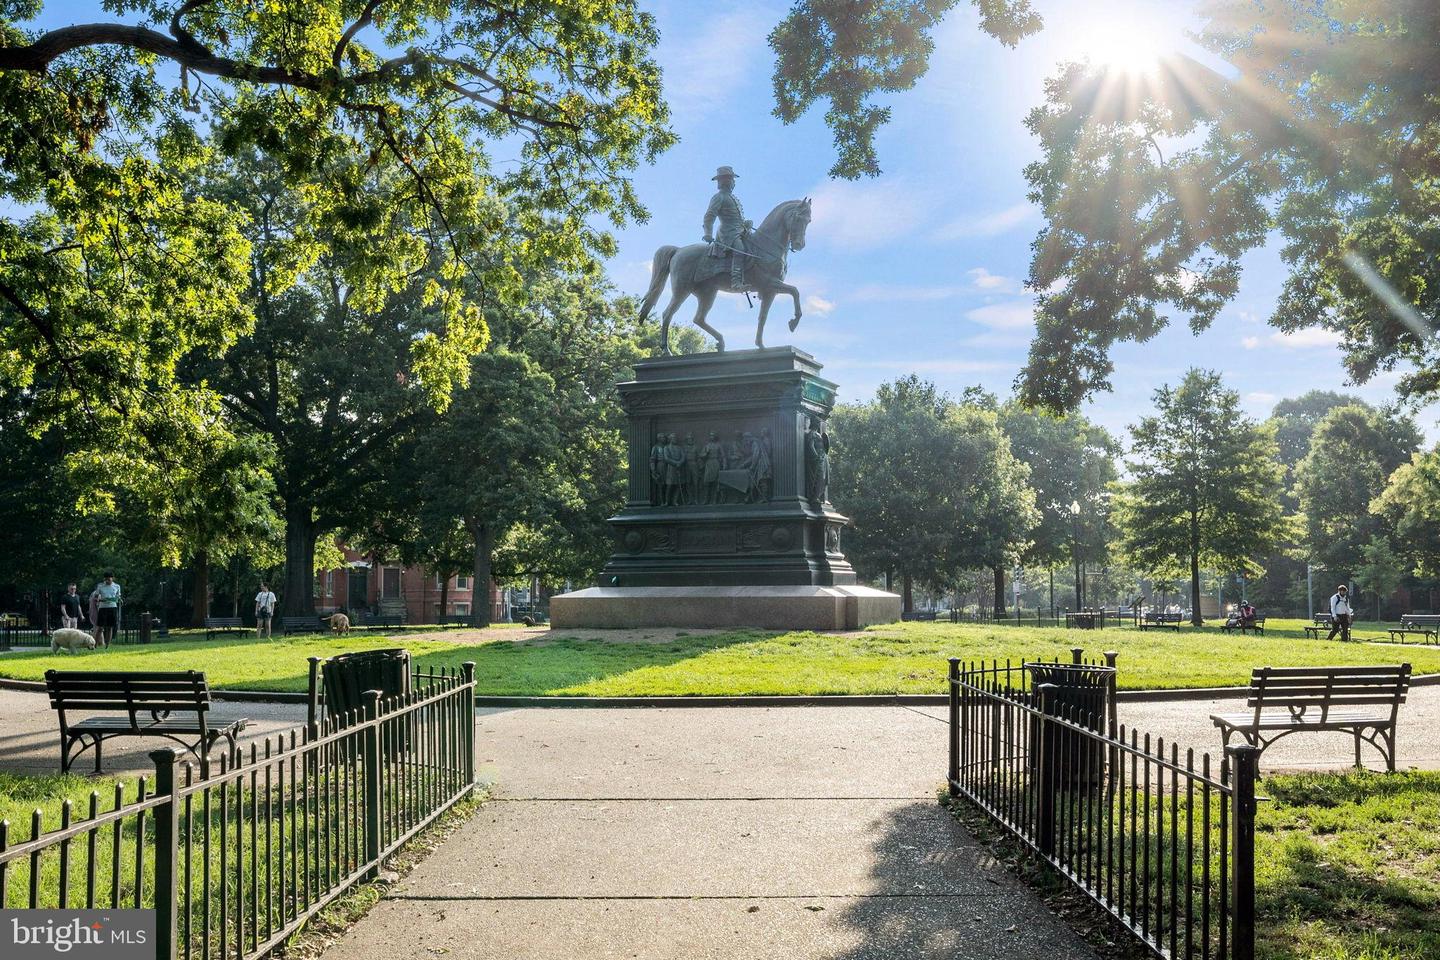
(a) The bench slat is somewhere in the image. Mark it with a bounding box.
[46,671,208,683]
[1253,666,1410,678]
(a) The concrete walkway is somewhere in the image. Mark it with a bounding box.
[323,705,1099,960]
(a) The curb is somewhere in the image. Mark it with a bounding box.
[4,673,1437,707]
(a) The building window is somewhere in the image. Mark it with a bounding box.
[456,576,470,590]
[454,603,470,615]
[382,567,401,599]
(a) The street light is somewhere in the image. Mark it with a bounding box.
[1070,500,1083,610]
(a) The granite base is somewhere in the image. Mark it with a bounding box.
[548,585,902,631]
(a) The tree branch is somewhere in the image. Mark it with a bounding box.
[334,0,385,70]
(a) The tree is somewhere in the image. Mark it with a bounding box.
[1018,2,1440,410]
[829,376,1035,613]
[1294,404,1421,584]
[1269,392,1366,478]
[1112,370,1288,625]
[0,1,671,446]
[769,1,1042,177]
[1373,447,1440,578]
[999,402,1118,610]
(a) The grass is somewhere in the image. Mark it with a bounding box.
[0,618,1435,696]
[1254,770,1440,960]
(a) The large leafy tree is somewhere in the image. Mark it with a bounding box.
[830,376,1035,613]
[1373,447,1440,579]
[1019,1,1440,410]
[999,401,1118,609]
[1293,404,1421,588]
[1112,369,1288,624]
[0,0,671,444]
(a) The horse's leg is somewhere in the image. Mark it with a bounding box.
[690,285,724,352]
[755,290,776,349]
[658,286,689,356]
[775,282,803,331]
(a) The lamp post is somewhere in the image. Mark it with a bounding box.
[1070,500,1083,610]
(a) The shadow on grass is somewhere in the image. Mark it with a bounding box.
[410,630,776,697]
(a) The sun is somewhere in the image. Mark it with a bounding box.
[1071,15,1177,75]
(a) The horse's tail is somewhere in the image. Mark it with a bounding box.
[638,245,678,324]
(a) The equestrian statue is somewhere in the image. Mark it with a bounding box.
[638,165,813,355]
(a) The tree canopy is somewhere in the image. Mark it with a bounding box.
[1018,1,1440,410]
[1373,446,1440,579]
[1112,369,1288,624]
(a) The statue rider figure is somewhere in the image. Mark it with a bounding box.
[702,165,751,291]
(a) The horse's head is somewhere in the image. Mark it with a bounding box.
[786,198,813,251]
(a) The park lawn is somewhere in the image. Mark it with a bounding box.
[0,619,1436,695]
[1254,770,1440,960]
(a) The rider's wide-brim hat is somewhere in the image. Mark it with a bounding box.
[712,165,739,180]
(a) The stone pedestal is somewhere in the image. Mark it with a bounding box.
[550,347,900,630]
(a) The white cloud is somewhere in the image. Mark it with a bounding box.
[848,283,964,302]
[658,7,770,123]
[966,301,1035,330]
[1245,391,1278,407]
[1268,327,1341,350]
[1241,336,1260,350]
[934,202,1037,240]
[805,295,835,315]
[967,267,1014,291]
[809,178,927,251]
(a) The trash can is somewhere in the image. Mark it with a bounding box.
[311,648,413,728]
[1026,662,1116,789]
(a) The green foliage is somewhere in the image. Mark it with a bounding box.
[769,0,1041,177]
[1372,446,1440,579]
[999,401,1118,569]
[830,375,1037,596]
[1112,370,1289,619]
[1293,404,1421,578]
[0,0,672,452]
[1018,1,1440,409]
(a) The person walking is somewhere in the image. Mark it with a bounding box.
[255,582,277,639]
[94,572,121,648]
[1326,583,1353,642]
[59,583,83,629]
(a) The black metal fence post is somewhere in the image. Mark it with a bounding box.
[306,657,323,738]
[1070,647,1084,665]
[947,658,960,796]
[1227,744,1259,960]
[150,747,182,960]
[1103,650,1118,669]
[1035,682,1058,857]
[461,662,476,787]
[362,689,383,880]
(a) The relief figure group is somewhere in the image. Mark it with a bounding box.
[651,427,773,506]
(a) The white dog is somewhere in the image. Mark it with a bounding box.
[328,613,351,634]
[51,627,97,654]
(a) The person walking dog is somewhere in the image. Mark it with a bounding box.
[1326,584,1354,642]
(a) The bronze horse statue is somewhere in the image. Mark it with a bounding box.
[638,198,813,354]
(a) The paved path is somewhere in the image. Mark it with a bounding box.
[324,705,1100,960]
[0,688,305,776]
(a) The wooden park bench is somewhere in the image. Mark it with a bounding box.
[1388,614,1440,644]
[1221,616,1266,635]
[1138,612,1182,631]
[45,670,247,774]
[1303,614,1333,640]
[204,616,246,641]
[1211,664,1411,770]
[281,615,324,636]
[357,612,406,631]
[438,614,475,627]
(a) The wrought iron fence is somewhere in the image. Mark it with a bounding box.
[0,663,476,960]
[1,612,170,649]
[947,658,1257,960]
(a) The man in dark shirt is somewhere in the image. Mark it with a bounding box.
[59,583,83,628]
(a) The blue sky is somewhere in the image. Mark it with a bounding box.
[613,0,1437,442]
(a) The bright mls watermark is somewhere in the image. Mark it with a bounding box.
[1,910,154,960]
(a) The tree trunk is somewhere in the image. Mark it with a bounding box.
[992,565,1007,617]
[282,501,317,617]
[1188,507,1203,626]
[191,549,210,627]
[901,573,913,615]
[471,523,494,628]
[884,570,893,593]
[1073,556,1083,610]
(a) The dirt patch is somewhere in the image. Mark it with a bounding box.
[427,625,750,645]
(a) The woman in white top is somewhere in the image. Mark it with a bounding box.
[255,583,278,638]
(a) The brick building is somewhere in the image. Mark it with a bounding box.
[313,547,505,623]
